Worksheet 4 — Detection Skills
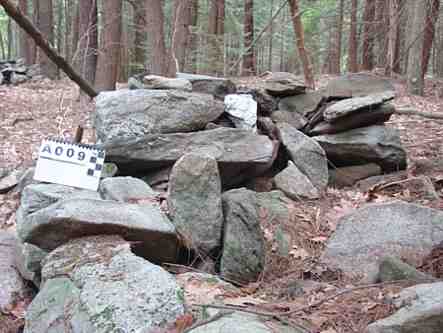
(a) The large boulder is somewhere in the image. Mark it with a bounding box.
[17,198,178,264]
[95,89,223,144]
[366,282,443,333]
[325,73,395,98]
[323,92,395,122]
[0,232,34,312]
[24,235,184,333]
[168,153,223,256]
[308,103,395,136]
[104,127,276,187]
[314,125,407,172]
[99,176,157,202]
[322,201,443,280]
[278,89,324,117]
[220,189,290,283]
[176,72,236,99]
[276,123,328,191]
[14,241,48,287]
[274,161,320,199]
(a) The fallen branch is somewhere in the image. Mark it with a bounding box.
[395,107,443,120]
[0,0,98,98]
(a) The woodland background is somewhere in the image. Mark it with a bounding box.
[0,0,441,96]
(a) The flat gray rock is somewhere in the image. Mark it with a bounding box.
[325,73,395,98]
[324,92,395,122]
[143,74,192,91]
[322,202,443,280]
[366,282,443,333]
[315,125,407,172]
[105,127,275,187]
[25,235,184,333]
[262,72,306,97]
[221,189,290,283]
[176,72,236,99]
[17,198,178,263]
[278,89,324,117]
[99,176,156,202]
[0,232,34,312]
[0,168,24,193]
[329,163,382,188]
[276,123,328,191]
[168,153,223,255]
[376,256,434,283]
[274,162,320,199]
[20,183,101,217]
[95,89,223,144]
[309,103,395,136]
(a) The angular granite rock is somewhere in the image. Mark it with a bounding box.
[24,235,184,333]
[99,176,157,202]
[271,110,307,130]
[176,72,236,99]
[95,89,223,144]
[276,123,328,191]
[224,94,257,131]
[143,75,192,91]
[274,162,320,199]
[278,89,324,117]
[314,125,407,172]
[168,153,223,255]
[17,198,178,264]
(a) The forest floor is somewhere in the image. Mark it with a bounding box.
[1,74,443,332]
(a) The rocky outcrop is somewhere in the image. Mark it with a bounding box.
[24,235,184,333]
[322,201,443,281]
[315,125,407,172]
[95,89,223,143]
[168,153,223,256]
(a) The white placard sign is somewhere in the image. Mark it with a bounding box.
[34,139,105,191]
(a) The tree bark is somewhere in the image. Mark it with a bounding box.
[133,0,146,70]
[361,0,376,70]
[0,0,97,97]
[172,0,193,72]
[95,0,122,91]
[288,0,314,88]
[145,0,175,76]
[348,0,358,72]
[422,0,440,75]
[385,0,400,75]
[328,0,344,74]
[18,0,32,64]
[35,0,58,78]
[375,0,388,67]
[208,0,225,75]
[76,0,98,86]
[406,0,426,95]
[242,0,256,76]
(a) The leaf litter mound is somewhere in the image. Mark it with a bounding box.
[1,75,443,332]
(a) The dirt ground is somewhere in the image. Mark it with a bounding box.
[1,75,443,333]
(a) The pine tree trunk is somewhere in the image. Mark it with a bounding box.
[242,0,256,76]
[133,0,146,71]
[385,0,399,75]
[375,0,388,67]
[172,0,193,72]
[361,0,376,70]
[348,0,358,72]
[18,0,32,64]
[407,0,426,95]
[328,0,343,74]
[268,0,274,71]
[288,0,314,87]
[145,0,174,76]
[422,0,440,75]
[95,0,122,91]
[186,0,199,73]
[208,0,225,75]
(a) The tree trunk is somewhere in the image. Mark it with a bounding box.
[133,0,146,71]
[186,0,199,73]
[242,0,255,76]
[422,0,440,75]
[75,0,98,86]
[328,0,344,74]
[208,0,225,75]
[361,0,376,70]
[288,0,314,88]
[348,0,358,72]
[406,0,426,95]
[172,0,193,72]
[35,0,58,78]
[375,0,388,67]
[268,0,274,71]
[385,0,400,75]
[18,0,32,64]
[95,0,122,91]
[145,0,174,76]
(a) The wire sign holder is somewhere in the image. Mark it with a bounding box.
[34,138,105,191]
